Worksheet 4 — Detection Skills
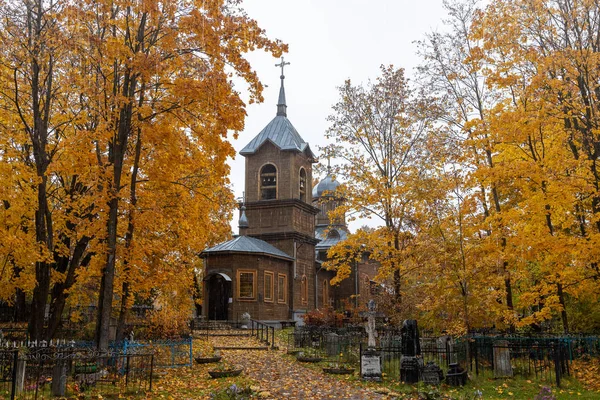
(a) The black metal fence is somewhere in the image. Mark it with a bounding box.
[0,337,193,369]
[286,327,573,387]
[250,320,276,348]
[468,337,570,386]
[0,348,153,400]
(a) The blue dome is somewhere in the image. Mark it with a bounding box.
[312,174,340,198]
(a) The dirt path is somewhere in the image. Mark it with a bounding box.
[209,334,386,400]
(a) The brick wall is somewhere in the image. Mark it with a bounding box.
[203,253,293,321]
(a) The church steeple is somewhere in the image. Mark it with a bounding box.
[275,56,290,117]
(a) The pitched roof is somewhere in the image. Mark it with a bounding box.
[239,67,315,159]
[239,115,315,158]
[202,235,293,261]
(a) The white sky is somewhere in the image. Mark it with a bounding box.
[228,0,449,232]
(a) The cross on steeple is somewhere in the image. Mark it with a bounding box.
[275,56,290,78]
[275,57,290,117]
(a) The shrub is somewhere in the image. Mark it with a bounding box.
[301,307,343,327]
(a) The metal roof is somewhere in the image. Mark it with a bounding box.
[312,174,341,198]
[202,235,293,261]
[315,227,348,250]
[239,115,315,158]
[240,65,315,159]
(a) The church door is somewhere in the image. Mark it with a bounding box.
[207,274,229,320]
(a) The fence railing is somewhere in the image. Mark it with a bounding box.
[250,320,276,349]
[0,337,193,368]
[0,348,153,400]
[468,338,570,387]
[286,328,573,387]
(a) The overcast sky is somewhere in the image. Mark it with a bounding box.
[228,0,449,231]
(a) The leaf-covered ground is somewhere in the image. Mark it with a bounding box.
[143,331,600,399]
[151,333,385,399]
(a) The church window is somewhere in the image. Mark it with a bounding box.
[264,271,274,302]
[260,164,277,200]
[322,279,329,306]
[299,168,307,202]
[278,273,287,303]
[301,275,308,305]
[237,270,256,300]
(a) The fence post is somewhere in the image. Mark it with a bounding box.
[125,354,130,388]
[10,350,17,400]
[188,336,193,366]
[474,341,479,376]
[554,343,561,388]
[149,354,154,392]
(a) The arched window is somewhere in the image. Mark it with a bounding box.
[299,168,307,202]
[260,164,277,200]
[322,279,329,307]
[301,275,308,305]
[327,229,340,240]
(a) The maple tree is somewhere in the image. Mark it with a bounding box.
[0,0,101,340]
[0,0,286,345]
[467,0,600,332]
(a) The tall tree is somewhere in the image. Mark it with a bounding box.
[0,0,285,344]
[0,0,100,340]
[469,0,600,332]
[417,0,518,329]
[322,65,436,309]
[68,0,286,350]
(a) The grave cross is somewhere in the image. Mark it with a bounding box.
[366,299,377,348]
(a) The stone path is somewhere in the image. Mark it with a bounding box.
[208,333,386,400]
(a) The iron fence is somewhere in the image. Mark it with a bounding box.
[0,337,193,369]
[250,320,276,349]
[469,338,570,386]
[0,348,153,400]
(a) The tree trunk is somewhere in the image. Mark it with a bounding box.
[557,282,569,333]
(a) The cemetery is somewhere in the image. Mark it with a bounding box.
[1,305,599,399]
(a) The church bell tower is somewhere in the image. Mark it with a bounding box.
[238,58,319,316]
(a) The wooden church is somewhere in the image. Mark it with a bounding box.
[201,59,378,324]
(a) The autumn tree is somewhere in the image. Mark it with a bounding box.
[66,0,286,350]
[322,65,437,311]
[416,0,525,331]
[0,0,285,345]
[463,0,600,332]
[0,0,103,340]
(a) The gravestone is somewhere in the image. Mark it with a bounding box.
[400,319,423,383]
[361,347,382,381]
[422,361,444,385]
[361,300,382,381]
[325,332,339,356]
[493,340,513,378]
[446,362,467,386]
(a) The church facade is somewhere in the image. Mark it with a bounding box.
[201,61,377,324]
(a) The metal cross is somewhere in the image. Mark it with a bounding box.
[275,56,290,77]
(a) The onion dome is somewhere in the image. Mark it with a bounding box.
[312,174,340,198]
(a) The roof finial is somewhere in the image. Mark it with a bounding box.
[327,154,331,174]
[275,56,290,117]
[238,191,249,233]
